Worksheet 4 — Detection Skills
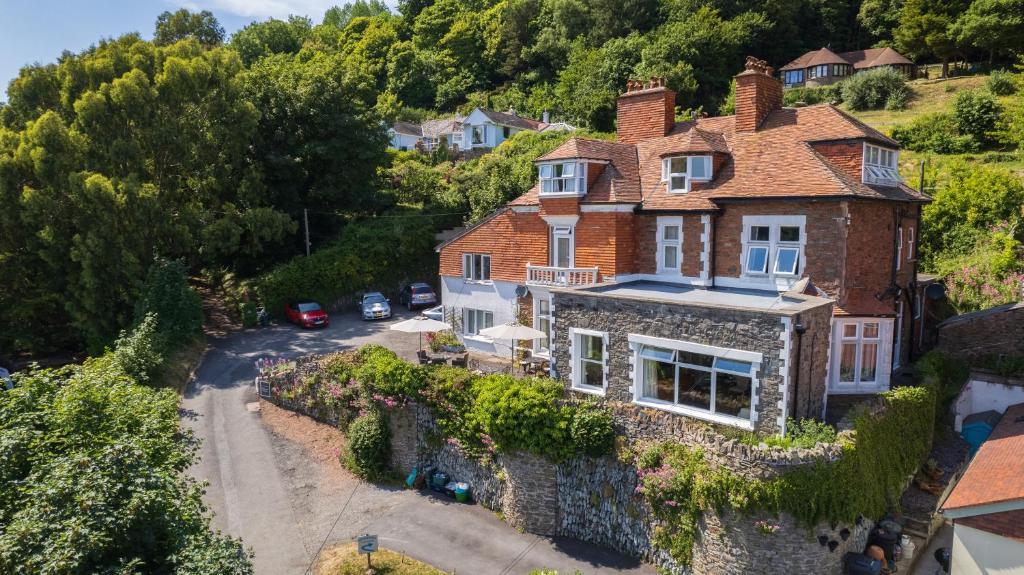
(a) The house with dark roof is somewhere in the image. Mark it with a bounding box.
[941,402,1024,574]
[388,116,465,152]
[780,47,916,87]
[462,108,563,150]
[435,57,932,436]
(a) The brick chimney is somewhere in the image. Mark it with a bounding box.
[734,56,782,132]
[616,77,675,144]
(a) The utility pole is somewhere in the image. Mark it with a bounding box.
[303,208,310,257]
[918,160,925,193]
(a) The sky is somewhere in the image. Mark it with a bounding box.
[0,0,396,100]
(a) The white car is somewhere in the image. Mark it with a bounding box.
[421,305,444,322]
[1,367,12,390]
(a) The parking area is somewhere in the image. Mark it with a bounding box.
[182,306,654,575]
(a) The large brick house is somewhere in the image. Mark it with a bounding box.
[436,57,930,435]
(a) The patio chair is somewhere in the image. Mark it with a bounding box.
[451,353,469,368]
[417,350,430,365]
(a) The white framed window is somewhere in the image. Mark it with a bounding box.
[534,295,552,356]
[907,227,915,261]
[571,328,607,394]
[550,225,574,268]
[741,216,805,283]
[463,253,491,282]
[661,156,711,193]
[631,335,759,426]
[896,227,903,271]
[463,308,493,336]
[863,143,900,186]
[472,125,486,145]
[539,161,586,196]
[831,318,893,392]
[656,217,683,274]
[894,301,904,370]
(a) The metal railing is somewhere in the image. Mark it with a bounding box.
[526,265,599,287]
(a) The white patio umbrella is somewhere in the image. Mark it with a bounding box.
[389,316,452,350]
[478,323,548,367]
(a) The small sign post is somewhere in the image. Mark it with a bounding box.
[356,534,378,572]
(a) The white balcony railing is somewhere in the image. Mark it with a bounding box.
[526,265,599,287]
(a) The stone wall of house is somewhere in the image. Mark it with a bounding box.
[937,301,1024,362]
[550,290,812,436]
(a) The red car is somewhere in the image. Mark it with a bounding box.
[285,301,329,328]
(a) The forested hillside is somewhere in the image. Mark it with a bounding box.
[1,0,1022,358]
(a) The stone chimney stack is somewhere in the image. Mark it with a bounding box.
[734,56,782,132]
[616,77,676,144]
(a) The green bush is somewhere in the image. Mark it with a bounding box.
[841,67,908,111]
[471,375,573,459]
[986,70,1017,96]
[111,312,164,383]
[885,84,910,110]
[357,345,426,398]
[783,85,843,107]
[782,418,838,448]
[569,402,616,457]
[953,90,1002,147]
[345,410,391,479]
[133,258,203,352]
[890,113,980,154]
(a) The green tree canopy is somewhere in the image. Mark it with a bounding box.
[154,9,225,47]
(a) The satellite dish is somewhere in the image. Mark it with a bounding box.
[514,285,529,298]
[925,283,946,301]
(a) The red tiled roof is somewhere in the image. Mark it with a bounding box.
[943,402,1024,511]
[957,509,1024,541]
[507,103,927,211]
[781,46,914,71]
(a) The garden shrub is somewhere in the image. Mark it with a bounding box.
[471,375,573,459]
[111,312,164,383]
[986,69,1016,96]
[891,113,979,154]
[357,345,426,398]
[885,84,910,110]
[783,85,842,107]
[133,258,203,352]
[569,402,616,457]
[841,67,908,111]
[953,90,1002,147]
[344,410,391,479]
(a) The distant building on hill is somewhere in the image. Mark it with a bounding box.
[389,109,574,154]
[779,47,916,88]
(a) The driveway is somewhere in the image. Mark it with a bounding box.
[182,308,655,575]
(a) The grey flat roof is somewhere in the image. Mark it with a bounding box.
[563,281,831,313]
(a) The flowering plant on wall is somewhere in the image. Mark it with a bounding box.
[754,519,781,536]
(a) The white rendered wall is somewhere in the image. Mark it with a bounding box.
[953,376,1024,431]
[440,275,521,357]
[952,524,1024,575]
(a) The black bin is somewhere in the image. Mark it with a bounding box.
[843,552,882,575]
[868,527,900,562]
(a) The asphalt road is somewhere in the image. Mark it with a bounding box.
[182,308,655,575]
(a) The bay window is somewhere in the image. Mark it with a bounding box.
[463,253,491,282]
[657,217,683,274]
[571,328,607,393]
[662,156,712,193]
[539,161,586,196]
[863,143,900,186]
[463,308,493,336]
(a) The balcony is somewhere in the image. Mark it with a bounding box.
[526,265,599,287]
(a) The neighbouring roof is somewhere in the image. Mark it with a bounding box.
[392,121,422,136]
[781,46,914,72]
[508,104,928,211]
[938,301,1024,328]
[943,402,1024,512]
[958,509,1024,541]
[478,108,547,131]
[421,117,463,138]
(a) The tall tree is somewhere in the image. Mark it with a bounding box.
[153,9,225,47]
[950,0,1024,65]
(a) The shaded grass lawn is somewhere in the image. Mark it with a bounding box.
[315,545,446,575]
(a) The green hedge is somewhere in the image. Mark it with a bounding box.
[345,410,392,480]
[254,212,439,316]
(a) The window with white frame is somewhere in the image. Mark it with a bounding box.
[472,125,486,145]
[463,253,491,281]
[463,308,493,336]
[863,143,900,186]
[550,225,574,268]
[896,227,903,271]
[539,161,585,195]
[534,296,552,356]
[834,320,883,388]
[571,329,607,393]
[662,156,711,193]
[636,344,754,422]
[657,217,683,274]
[742,216,805,280]
[907,226,915,261]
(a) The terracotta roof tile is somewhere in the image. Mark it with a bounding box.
[532,137,641,204]
[781,46,914,71]
[957,509,1024,541]
[943,402,1024,511]
[806,47,849,67]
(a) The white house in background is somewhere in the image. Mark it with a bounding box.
[389,121,422,151]
[420,117,464,151]
[941,401,1024,575]
[462,108,549,150]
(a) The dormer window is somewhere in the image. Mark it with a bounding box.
[539,161,586,196]
[863,144,900,186]
[662,156,712,193]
